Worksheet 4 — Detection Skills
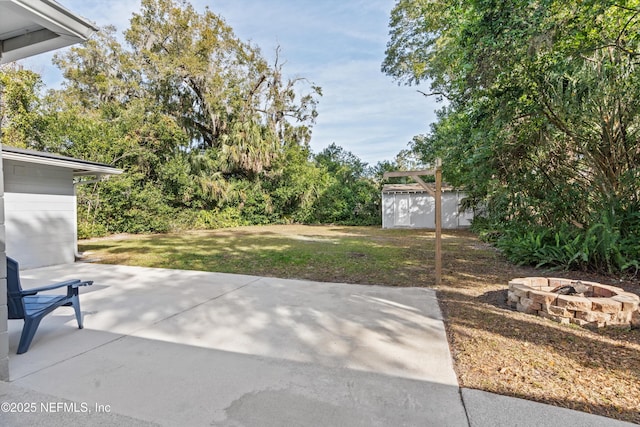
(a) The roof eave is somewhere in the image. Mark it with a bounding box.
[2,149,123,176]
[0,0,98,64]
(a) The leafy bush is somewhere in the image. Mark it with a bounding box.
[496,227,585,270]
[494,209,640,274]
[77,221,108,239]
[78,175,175,235]
[193,207,245,229]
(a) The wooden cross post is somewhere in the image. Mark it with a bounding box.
[383,160,443,286]
[434,159,442,286]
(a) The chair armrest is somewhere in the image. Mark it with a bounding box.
[21,279,83,296]
[72,280,94,288]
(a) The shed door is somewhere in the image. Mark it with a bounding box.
[394,194,411,226]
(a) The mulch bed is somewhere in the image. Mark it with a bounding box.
[438,238,640,423]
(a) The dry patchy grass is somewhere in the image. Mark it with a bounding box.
[80,225,640,423]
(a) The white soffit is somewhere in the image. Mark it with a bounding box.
[0,0,97,64]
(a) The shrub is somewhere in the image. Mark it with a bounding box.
[493,208,640,274]
[193,207,245,229]
[77,221,108,239]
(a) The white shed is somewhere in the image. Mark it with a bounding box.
[382,183,473,229]
[2,146,121,269]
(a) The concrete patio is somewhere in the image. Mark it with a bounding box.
[0,263,635,426]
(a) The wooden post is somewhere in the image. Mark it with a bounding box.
[383,164,444,287]
[434,159,442,287]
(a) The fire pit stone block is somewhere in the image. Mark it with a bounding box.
[529,290,558,305]
[556,294,592,312]
[611,294,639,312]
[592,299,623,313]
[632,310,640,327]
[545,304,571,317]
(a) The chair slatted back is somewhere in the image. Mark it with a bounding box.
[6,257,26,319]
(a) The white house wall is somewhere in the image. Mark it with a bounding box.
[3,159,75,269]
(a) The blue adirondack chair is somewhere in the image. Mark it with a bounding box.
[6,257,93,354]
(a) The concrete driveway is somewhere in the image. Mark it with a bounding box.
[3,263,466,426]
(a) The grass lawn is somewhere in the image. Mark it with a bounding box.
[80,224,640,423]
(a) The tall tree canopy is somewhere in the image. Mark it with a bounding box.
[48,0,326,230]
[384,0,640,272]
[2,0,383,234]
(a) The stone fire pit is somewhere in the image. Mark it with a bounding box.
[508,277,640,328]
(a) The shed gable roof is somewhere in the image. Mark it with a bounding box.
[382,183,456,194]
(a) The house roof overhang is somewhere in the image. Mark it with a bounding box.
[0,0,97,64]
[2,145,123,177]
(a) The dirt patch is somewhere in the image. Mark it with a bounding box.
[347,252,367,259]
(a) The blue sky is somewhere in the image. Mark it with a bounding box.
[21,0,441,165]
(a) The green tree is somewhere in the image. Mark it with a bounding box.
[125,0,320,176]
[311,143,380,225]
[384,0,640,272]
[265,139,329,223]
[0,66,45,147]
[5,0,383,235]
[36,0,326,234]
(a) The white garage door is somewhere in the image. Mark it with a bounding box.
[3,159,76,269]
